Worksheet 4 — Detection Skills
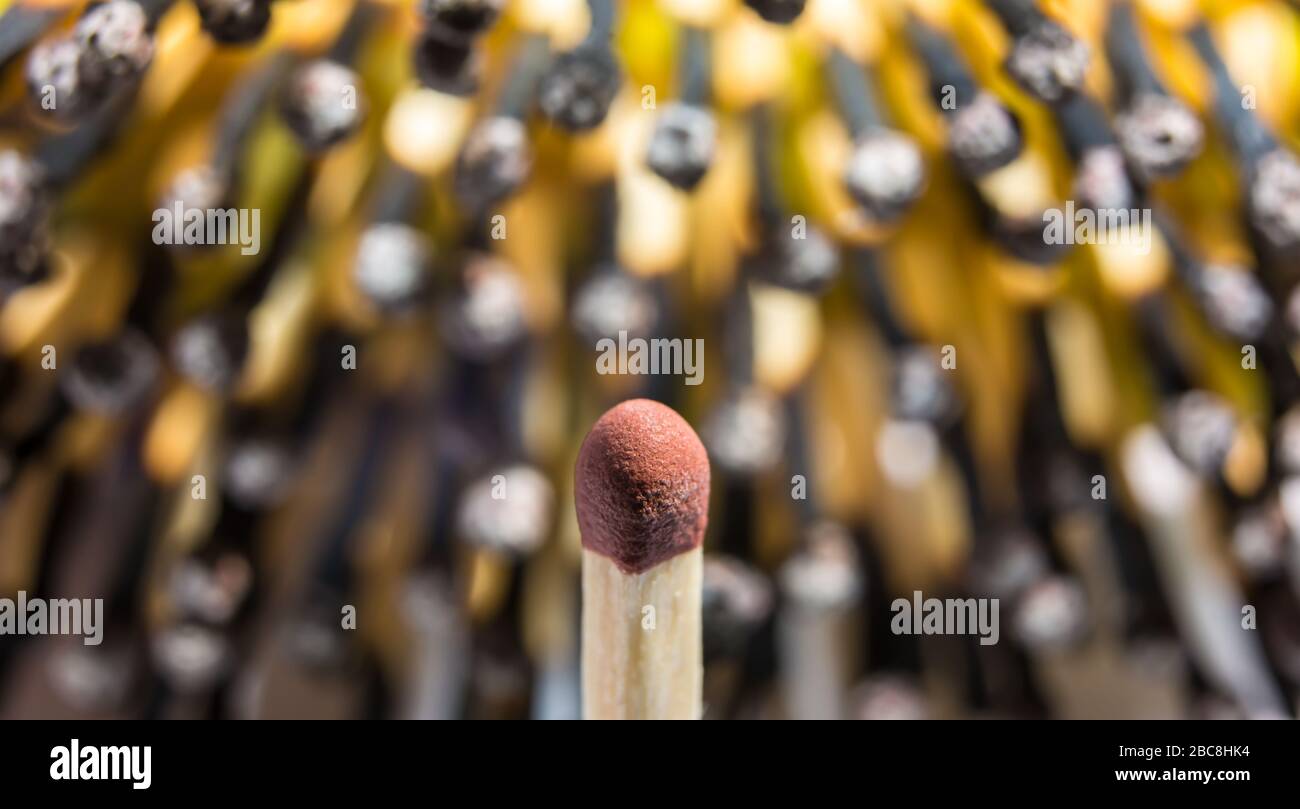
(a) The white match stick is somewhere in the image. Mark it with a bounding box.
[575,399,711,720]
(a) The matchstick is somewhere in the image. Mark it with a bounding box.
[982,0,1088,105]
[575,398,710,720]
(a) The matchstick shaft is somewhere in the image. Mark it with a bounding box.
[582,548,702,719]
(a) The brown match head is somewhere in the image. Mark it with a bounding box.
[575,399,710,574]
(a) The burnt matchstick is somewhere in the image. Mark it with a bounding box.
[700,554,773,718]
[454,35,548,216]
[575,398,709,719]
[748,105,840,294]
[1120,425,1289,717]
[419,0,503,45]
[0,328,160,499]
[1129,292,1246,484]
[743,0,805,25]
[1104,2,1203,181]
[278,4,375,153]
[352,163,433,314]
[413,23,481,97]
[827,47,926,225]
[906,16,1023,178]
[279,59,368,153]
[157,54,292,254]
[24,0,158,123]
[645,26,717,191]
[1154,214,1273,345]
[0,148,50,294]
[537,0,622,132]
[777,520,863,720]
[570,183,663,351]
[193,0,272,45]
[983,0,1088,105]
[1188,23,1300,255]
[0,4,66,71]
[1052,93,1137,214]
[437,252,528,363]
[287,397,402,677]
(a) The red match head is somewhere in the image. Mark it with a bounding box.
[575,399,710,574]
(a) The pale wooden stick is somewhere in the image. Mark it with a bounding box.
[582,548,702,719]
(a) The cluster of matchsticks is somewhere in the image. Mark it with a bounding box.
[0,0,1299,720]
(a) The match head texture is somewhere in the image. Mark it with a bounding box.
[575,399,710,574]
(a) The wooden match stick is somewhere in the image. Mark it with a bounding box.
[575,398,710,720]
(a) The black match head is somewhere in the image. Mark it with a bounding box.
[743,0,806,24]
[194,0,272,45]
[842,129,926,224]
[412,26,480,97]
[0,150,49,288]
[537,43,622,132]
[1014,576,1090,651]
[1161,390,1238,479]
[61,328,161,414]
[852,676,930,720]
[1072,145,1135,214]
[25,37,94,120]
[1114,94,1204,181]
[438,253,527,361]
[48,644,135,710]
[1231,502,1286,580]
[968,527,1049,602]
[157,165,235,253]
[170,311,251,395]
[1192,262,1272,342]
[571,266,657,343]
[151,622,233,693]
[419,0,504,43]
[454,116,533,214]
[1248,149,1300,252]
[947,92,1023,177]
[702,555,773,661]
[703,386,787,476]
[73,0,154,87]
[223,437,295,510]
[1003,20,1088,104]
[279,59,367,152]
[890,345,958,425]
[160,164,232,213]
[456,464,554,556]
[754,219,840,294]
[993,210,1074,265]
[646,102,717,191]
[352,222,433,314]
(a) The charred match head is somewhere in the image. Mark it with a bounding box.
[0,150,49,288]
[842,129,926,224]
[1114,93,1204,181]
[1001,18,1088,104]
[575,399,710,574]
[1248,149,1300,252]
[194,0,272,45]
[948,92,1023,177]
[279,59,367,152]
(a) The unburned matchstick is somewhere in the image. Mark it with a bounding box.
[575,398,710,719]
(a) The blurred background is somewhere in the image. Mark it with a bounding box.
[1,0,1300,719]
